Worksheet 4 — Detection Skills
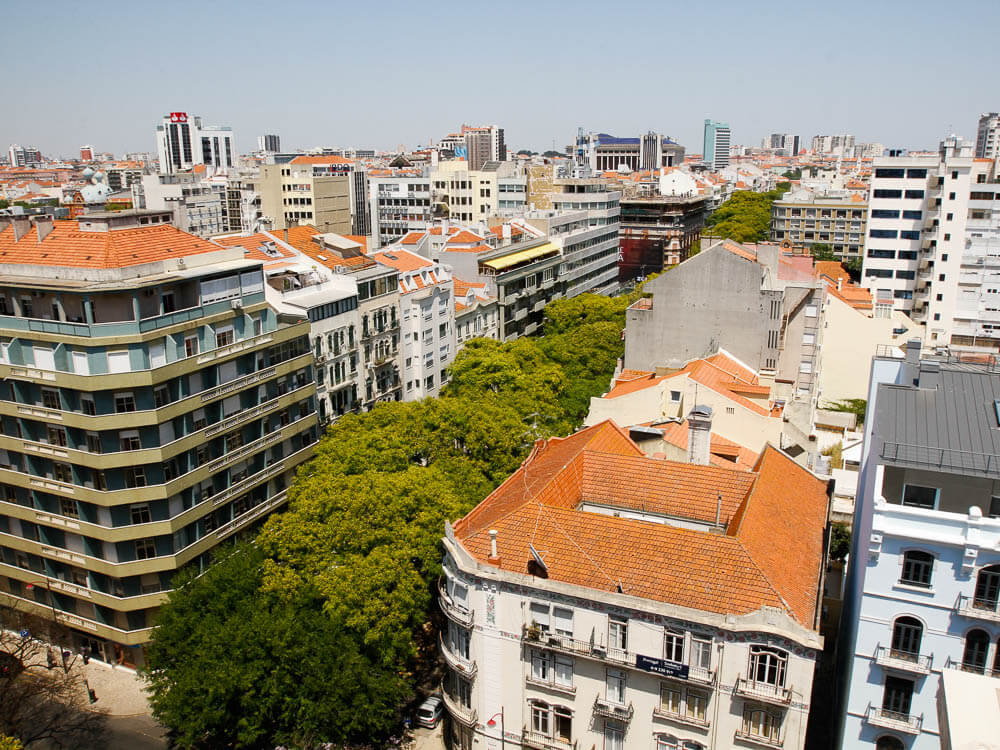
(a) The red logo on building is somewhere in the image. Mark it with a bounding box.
[169,112,188,123]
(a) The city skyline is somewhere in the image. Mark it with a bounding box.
[3,0,997,159]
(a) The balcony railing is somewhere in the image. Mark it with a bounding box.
[864,703,922,734]
[652,706,710,729]
[593,695,633,723]
[957,594,1000,622]
[522,729,575,750]
[525,673,576,696]
[734,677,791,705]
[439,634,477,678]
[521,624,633,667]
[873,645,933,674]
[438,578,473,626]
[440,684,477,727]
[734,729,783,747]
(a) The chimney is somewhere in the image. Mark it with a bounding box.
[502,223,512,241]
[35,217,54,243]
[919,360,940,390]
[902,338,922,386]
[489,529,498,559]
[12,217,31,242]
[837,277,843,291]
[283,227,289,244]
[687,405,713,465]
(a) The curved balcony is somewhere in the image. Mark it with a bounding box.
[957,594,1000,623]
[734,729,783,747]
[522,728,575,750]
[864,703,922,735]
[438,577,474,627]
[593,694,633,723]
[873,644,932,675]
[439,633,477,679]
[440,683,477,727]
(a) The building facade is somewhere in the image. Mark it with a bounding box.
[155,112,235,175]
[975,113,999,160]
[0,213,318,666]
[368,174,432,249]
[136,174,226,237]
[574,131,685,173]
[703,121,731,171]
[770,190,868,261]
[251,160,352,235]
[838,341,1000,750]
[439,420,829,750]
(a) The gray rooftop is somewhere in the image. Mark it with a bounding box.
[876,360,1000,477]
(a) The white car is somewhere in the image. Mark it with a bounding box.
[416,695,443,728]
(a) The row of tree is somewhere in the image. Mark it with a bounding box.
[703,184,790,243]
[143,294,632,748]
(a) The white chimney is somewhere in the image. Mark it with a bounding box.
[502,223,512,241]
[489,529,498,558]
[687,405,713,465]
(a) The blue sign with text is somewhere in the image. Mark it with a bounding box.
[635,654,689,678]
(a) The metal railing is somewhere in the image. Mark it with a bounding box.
[438,578,474,626]
[439,633,477,678]
[521,624,633,667]
[593,694,633,722]
[864,703,922,734]
[874,644,932,674]
[734,729,783,747]
[440,683,477,727]
[956,594,1000,622]
[521,728,575,750]
[735,677,791,704]
[880,441,1000,476]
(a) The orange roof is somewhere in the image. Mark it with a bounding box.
[214,232,297,263]
[0,220,223,269]
[446,230,484,244]
[279,224,375,271]
[290,155,353,165]
[654,421,759,471]
[489,224,524,238]
[399,231,426,245]
[453,278,488,298]
[452,421,829,627]
[372,248,435,273]
[344,235,368,251]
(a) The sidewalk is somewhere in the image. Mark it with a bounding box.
[73,658,153,717]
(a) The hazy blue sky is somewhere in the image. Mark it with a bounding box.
[5,0,997,159]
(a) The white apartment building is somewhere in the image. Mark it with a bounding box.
[371,248,455,400]
[155,112,235,175]
[439,420,830,750]
[136,173,226,237]
[548,177,621,295]
[811,135,856,156]
[861,136,1000,351]
[454,280,499,345]
[368,174,432,249]
[975,113,999,160]
[838,341,1000,750]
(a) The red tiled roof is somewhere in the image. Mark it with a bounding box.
[446,230,484,244]
[399,231,426,245]
[290,155,353,165]
[654,421,759,471]
[280,225,375,270]
[373,247,435,273]
[0,221,223,269]
[452,421,828,627]
[214,231,296,262]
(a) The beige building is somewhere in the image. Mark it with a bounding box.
[769,190,867,261]
[251,161,351,234]
[439,420,830,750]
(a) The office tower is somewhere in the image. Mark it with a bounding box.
[257,134,281,153]
[703,119,731,170]
[462,125,505,170]
[155,112,235,175]
[975,112,1000,159]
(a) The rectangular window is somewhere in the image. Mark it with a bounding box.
[902,484,938,509]
[664,631,684,662]
[47,425,68,447]
[686,690,708,722]
[53,462,73,483]
[135,538,156,560]
[553,607,573,636]
[670,390,681,402]
[184,336,199,357]
[875,168,905,179]
[119,430,141,452]
[609,616,627,651]
[873,189,902,199]
[869,229,898,239]
[60,498,79,519]
[554,654,573,687]
[215,327,234,348]
[905,189,925,199]
[870,209,900,219]
[124,467,147,488]
[606,669,625,704]
[690,638,712,670]
[660,684,681,714]
[530,602,550,632]
[130,504,152,525]
[81,397,96,416]
[114,392,136,413]
[41,388,61,410]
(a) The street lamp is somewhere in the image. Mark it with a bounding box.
[486,708,504,750]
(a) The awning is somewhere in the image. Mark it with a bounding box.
[482,242,558,271]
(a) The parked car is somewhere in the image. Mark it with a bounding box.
[416,695,443,728]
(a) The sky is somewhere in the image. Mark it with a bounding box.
[4,0,998,159]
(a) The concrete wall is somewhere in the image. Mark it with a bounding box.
[624,247,769,372]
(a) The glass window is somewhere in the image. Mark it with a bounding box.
[690,638,712,670]
[749,646,787,687]
[554,655,573,687]
[660,684,681,714]
[664,632,684,662]
[743,708,780,741]
[532,650,551,681]
[530,602,550,632]
[882,675,914,717]
[606,669,625,704]
[902,484,937,509]
[900,551,933,587]
[135,538,156,560]
[973,565,1000,611]
[553,607,573,636]
[686,690,707,721]
[609,616,627,651]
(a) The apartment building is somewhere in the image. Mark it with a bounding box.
[0,214,318,666]
[523,209,618,298]
[838,341,1000,750]
[155,112,234,175]
[368,173,432,249]
[811,135,856,157]
[860,136,1000,350]
[463,125,506,170]
[703,121,731,171]
[371,248,455,400]
[975,113,999,160]
[7,145,42,168]
[454,279,499,345]
[770,189,868,261]
[439,419,830,750]
[432,162,500,224]
[136,173,226,237]
[251,159,351,235]
[619,192,708,275]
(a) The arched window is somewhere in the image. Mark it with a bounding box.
[974,564,1000,613]
[900,550,934,587]
[962,629,990,673]
[749,645,788,687]
[876,736,904,750]
[890,616,923,659]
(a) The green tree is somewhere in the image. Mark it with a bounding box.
[824,398,867,426]
[810,243,837,261]
[539,322,624,423]
[830,522,851,561]
[542,293,631,335]
[542,150,563,158]
[782,168,802,180]
[0,200,8,210]
[704,188,785,243]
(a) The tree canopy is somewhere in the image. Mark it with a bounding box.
[704,188,785,243]
[145,292,630,747]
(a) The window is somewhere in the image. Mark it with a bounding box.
[604,721,624,750]
[119,431,141,452]
[660,684,681,714]
[532,650,551,681]
[135,538,156,560]
[553,606,573,636]
[875,168,905,179]
[130,504,152,525]
[962,629,990,673]
[124,467,147,488]
[670,390,681,402]
[742,708,781,742]
[554,654,573,687]
[690,638,712,671]
[989,496,1000,519]
[882,675,914,718]
[60,498,79,519]
[531,703,550,735]
[905,189,925,199]
[973,564,1000,612]
[748,646,787,687]
[664,631,684,662]
[215,327,234,348]
[870,209,900,219]
[869,229,898,239]
[890,616,923,659]
[877,737,905,750]
[114,392,136,413]
[154,386,170,408]
[609,616,627,652]
[530,602,550,632]
[606,668,625,704]
[805,304,818,317]
[81,396,96,416]
[901,484,937,509]
[686,690,707,722]
[900,550,933,587]
[41,388,61,410]
[47,425,68,447]
[184,336,199,357]
[53,462,73,483]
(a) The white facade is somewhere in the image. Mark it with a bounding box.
[136,174,226,237]
[976,113,999,160]
[440,532,822,750]
[155,112,235,174]
[369,175,432,248]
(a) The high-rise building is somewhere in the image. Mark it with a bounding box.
[703,120,731,170]
[80,145,95,162]
[975,112,1000,159]
[860,135,1000,350]
[155,112,235,175]
[257,134,281,153]
[7,145,42,168]
[762,134,799,155]
[770,190,868,261]
[368,174,432,248]
[250,157,352,235]
[0,211,319,667]
[461,125,505,170]
[811,134,856,156]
